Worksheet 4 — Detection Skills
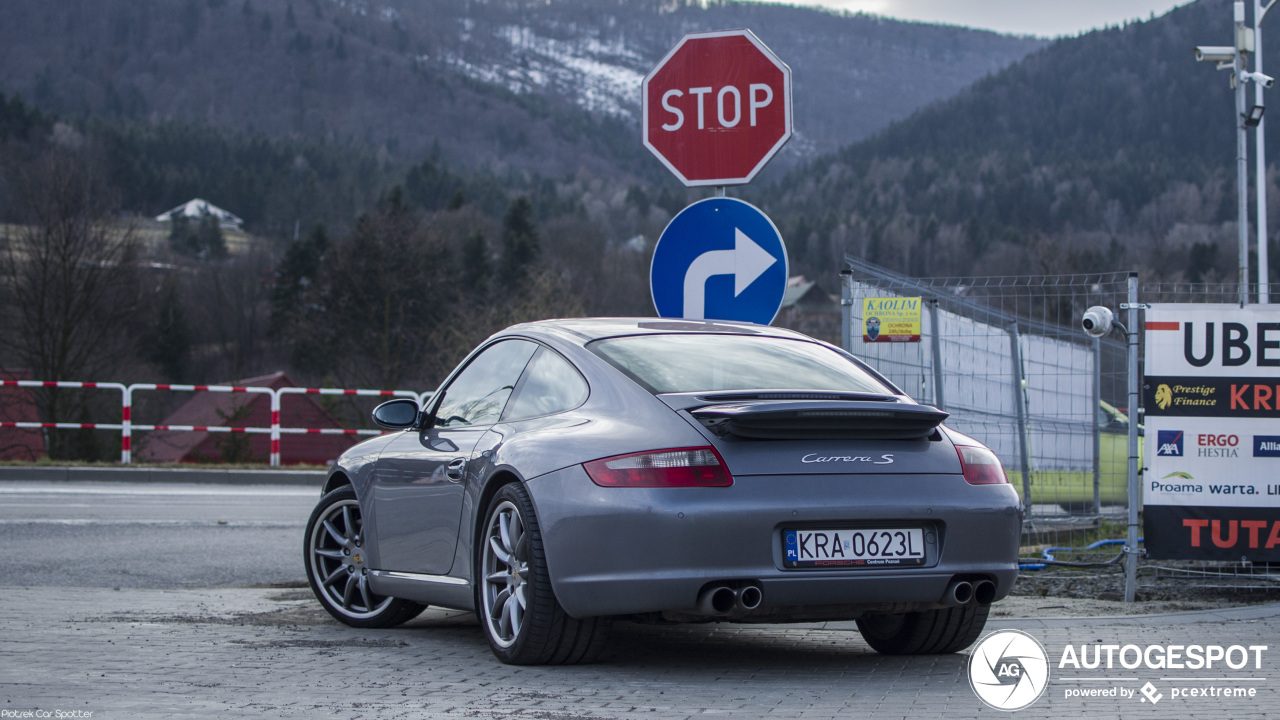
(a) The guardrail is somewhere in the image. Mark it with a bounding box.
[0,379,429,467]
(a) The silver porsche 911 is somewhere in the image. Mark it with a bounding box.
[304,318,1022,665]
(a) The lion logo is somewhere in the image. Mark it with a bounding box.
[1155,384,1172,410]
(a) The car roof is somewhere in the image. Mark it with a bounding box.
[498,317,817,346]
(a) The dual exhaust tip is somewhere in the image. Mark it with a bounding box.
[697,577,994,615]
[943,578,997,607]
[697,583,763,616]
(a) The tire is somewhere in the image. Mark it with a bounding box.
[304,485,425,628]
[477,481,610,665]
[856,604,990,655]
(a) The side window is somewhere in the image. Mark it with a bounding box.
[434,340,538,427]
[503,347,590,421]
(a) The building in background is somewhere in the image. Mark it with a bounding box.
[136,372,355,465]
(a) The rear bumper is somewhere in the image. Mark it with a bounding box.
[526,465,1023,619]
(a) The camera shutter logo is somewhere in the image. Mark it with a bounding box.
[968,629,1050,711]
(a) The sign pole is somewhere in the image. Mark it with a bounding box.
[1124,273,1141,603]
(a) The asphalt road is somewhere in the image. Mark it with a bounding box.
[3,479,1279,719]
[0,481,317,588]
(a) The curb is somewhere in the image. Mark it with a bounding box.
[0,465,325,486]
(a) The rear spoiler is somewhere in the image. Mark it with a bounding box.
[690,399,948,441]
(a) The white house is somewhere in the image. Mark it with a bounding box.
[155,198,244,229]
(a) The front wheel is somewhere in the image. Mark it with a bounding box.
[304,485,425,628]
[856,604,990,655]
[478,482,610,664]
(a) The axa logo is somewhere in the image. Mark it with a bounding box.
[1157,430,1183,456]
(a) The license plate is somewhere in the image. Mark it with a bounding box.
[784,527,925,568]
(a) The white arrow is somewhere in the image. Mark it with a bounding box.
[682,227,777,320]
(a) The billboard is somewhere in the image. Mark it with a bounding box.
[1143,304,1280,560]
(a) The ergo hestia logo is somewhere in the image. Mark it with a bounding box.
[969,630,1050,711]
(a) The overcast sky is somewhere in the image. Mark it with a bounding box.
[739,0,1193,37]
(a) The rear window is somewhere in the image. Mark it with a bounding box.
[589,334,891,395]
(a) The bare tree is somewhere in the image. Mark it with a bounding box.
[0,148,142,458]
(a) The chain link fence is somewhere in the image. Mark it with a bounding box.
[839,257,1280,593]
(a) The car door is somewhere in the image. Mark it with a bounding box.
[370,339,538,575]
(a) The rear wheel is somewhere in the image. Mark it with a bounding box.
[478,481,610,665]
[305,485,425,628]
[856,604,990,655]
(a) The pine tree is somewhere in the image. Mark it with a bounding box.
[460,230,489,296]
[499,196,539,290]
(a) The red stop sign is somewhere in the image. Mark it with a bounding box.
[643,30,792,187]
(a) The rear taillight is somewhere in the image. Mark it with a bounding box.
[584,447,733,487]
[955,444,1009,485]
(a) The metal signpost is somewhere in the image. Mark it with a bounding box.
[643,29,793,323]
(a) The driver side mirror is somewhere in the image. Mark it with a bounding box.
[372,398,421,430]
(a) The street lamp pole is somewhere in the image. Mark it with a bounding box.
[1257,0,1276,303]
[1199,3,1273,305]
[1237,1,1251,306]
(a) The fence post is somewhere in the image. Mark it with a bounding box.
[1124,273,1141,602]
[122,386,133,465]
[839,269,853,353]
[928,298,946,410]
[1008,322,1033,521]
[270,390,281,468]
[1092,336,1102,515]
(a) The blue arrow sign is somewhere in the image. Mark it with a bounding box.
[650,197,789,325]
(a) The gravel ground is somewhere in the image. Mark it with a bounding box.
[1001,564,1280,617]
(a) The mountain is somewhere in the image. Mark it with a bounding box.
[757,0,1280,284]
[0,0,1042,180]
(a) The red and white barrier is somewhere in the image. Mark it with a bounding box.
[125,384,276,465]
[3,379,431,467]
[273,386,420,464]
[0,381,128,460]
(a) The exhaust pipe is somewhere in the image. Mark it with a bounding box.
[942,580,973,606]
[697,586,736,616]
[734,584,763,612]
[974,579,997,605]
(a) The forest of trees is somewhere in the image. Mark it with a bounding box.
[758,0,1280,285]
[8,0,1280,461]
[0,93,675,459]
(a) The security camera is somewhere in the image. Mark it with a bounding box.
[1242,71,1276,88]
[1195,46,1237,63]
[1082,306,1114,338]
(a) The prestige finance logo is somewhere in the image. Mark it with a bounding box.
[969,630,1050,711]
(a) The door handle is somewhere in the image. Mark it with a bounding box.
[446,457,467,480]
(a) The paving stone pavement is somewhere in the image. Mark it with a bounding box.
[2,587,1278,719]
